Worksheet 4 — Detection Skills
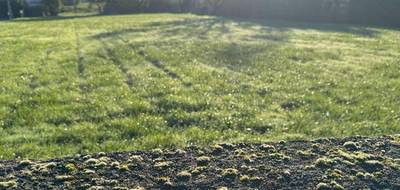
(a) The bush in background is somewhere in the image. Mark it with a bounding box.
[43,0,62,16]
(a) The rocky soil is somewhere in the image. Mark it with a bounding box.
[1,135,400,190]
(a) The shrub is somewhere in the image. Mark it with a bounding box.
[43,0,63,16]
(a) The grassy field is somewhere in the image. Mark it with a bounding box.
[0,13,399,159]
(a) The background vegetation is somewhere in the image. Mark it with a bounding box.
[0,13,399,159]
[2,0,400,27]
[103,0,400,27]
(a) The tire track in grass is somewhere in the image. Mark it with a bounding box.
[115,35,192,88]
[99,39,134,88]
[30,30,63,90]
[71,21,85,77]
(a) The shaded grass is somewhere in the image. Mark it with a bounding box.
[0,13,399,159]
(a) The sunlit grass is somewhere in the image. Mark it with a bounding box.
[0,13,399,159]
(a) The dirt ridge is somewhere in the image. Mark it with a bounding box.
[1,135,400,190]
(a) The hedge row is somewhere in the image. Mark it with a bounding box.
[103,0,400,27]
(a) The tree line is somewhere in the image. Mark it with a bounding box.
[101,0,400,27]
[1,0,399,27]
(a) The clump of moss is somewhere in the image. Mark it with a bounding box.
[84,158,99,166]
[55,175,74,182]
[260,144,276,153]
[392,135,400,143]
[343,141,359,151]
[356,171,375,180]
[239,175,250,183]
[330,181,345,190]
[130,155,144,162]
[243,155,254,163]
[154,161,173,170]
[117,164,130,171]
[217,187,228,190]
[297,150,315,158]
[0,180,17,188]
[156,177,174,187]
[316,181,345,190]
[98,157,111,163]
[234,149,246,156]
[191,166,207,175]
[152,148,163,155]
[84,169,96,175]
[338,150,372,162]
[222,168,239,178]
[315,157,335,168]
[269,153,291,161]
[177,171,192,181]
[327,169,343,179]
[65,163,78,173]
[196,156,211,166]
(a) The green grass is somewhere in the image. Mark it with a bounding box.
[0,13,399,159]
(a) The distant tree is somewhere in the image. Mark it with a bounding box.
[205,0,224,14]
[89,0,108,14]
[43,0,62,16]
[177,0,195,12]
[73,0,81,13]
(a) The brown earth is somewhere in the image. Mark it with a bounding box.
[1,135,400,190]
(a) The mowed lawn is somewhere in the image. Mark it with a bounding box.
[0,13,399,159]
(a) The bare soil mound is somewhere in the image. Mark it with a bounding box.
[1,136,400,190]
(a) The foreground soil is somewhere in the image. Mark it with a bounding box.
[1,135,400,190]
